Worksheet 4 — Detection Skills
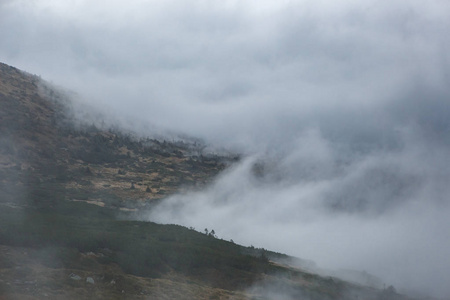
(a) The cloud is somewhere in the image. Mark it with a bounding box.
[1,0,450,298]
[146,128,450,298]
[2,1,449,150]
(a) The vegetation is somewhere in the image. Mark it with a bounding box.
[0,201,270,290]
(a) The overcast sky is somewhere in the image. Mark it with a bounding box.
[1,0,450,298]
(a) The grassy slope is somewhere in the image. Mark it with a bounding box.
[0,201,393,300]
[0,201,264,299]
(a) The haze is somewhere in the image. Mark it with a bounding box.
[1,0,450,298]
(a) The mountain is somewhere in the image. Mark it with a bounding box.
[0,62,232,211]
[0,62,423,299]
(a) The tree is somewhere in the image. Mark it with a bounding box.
[209,230,217,238]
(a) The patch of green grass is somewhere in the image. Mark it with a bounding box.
[0,202,273,290]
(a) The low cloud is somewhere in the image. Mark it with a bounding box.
[1,0,449,151]
[147,125,450,298]
[1,0,450,298]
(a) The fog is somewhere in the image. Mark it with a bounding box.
[147,129,450,297]
[1,0,450,298]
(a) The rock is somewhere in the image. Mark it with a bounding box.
[86,277,95,284]
[69,273,81,281]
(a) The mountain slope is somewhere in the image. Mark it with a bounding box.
[0,62,231,210]
[0,62,423,300]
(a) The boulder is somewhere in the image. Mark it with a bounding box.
[86,277,95,284]
[69,273,81,281]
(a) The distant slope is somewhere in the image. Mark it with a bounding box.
[0,62,232,210]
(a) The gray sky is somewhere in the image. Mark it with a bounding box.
[2,0,450,298]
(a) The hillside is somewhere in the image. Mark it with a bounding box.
[0,62,233,211]
[0,62,421,299]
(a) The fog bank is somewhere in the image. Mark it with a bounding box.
[1,0,450,297]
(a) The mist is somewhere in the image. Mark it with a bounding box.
[1,0,450,298]
[147,126,450,298]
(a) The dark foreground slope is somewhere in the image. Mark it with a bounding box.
[0,202,410,300]
[0,62,420,299]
